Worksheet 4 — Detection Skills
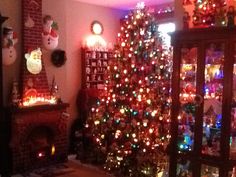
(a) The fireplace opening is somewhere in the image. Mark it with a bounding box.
[27,126,55,161]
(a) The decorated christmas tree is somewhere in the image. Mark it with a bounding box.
[86,4,172,177]
[192,0,227,27]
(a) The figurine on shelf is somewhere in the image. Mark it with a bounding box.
[97,75,101,81]
[227,6,236,27]
[192,10,202,26]
[50,76,61,103]
[94,68,97,74]
[103,52,107,59]
[92,51,96,59]
[183,11,191,29]
[86,67,91,74]
[92,74,96,81]
[86,76,90,81]
[11,80,20,106]
[215,7,226,27]
[97,60,101,67]
[103,61,107,67]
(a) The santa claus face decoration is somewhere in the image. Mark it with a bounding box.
[25,48,42,74]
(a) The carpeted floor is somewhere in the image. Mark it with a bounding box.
[11,156,113,177]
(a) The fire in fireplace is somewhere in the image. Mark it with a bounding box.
[28,126,55,160]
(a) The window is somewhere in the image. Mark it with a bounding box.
[158,22,175,47]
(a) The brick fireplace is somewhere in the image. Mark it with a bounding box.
[10,104,69,173]
[8,0,70,174]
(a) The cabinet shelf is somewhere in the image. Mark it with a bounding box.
[82,48,112,90]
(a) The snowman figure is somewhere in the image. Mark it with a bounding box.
[2,27,18,65]
[42,15,59,50]
[25,48,42,74]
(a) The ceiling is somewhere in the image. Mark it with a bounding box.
[73,0,174,10]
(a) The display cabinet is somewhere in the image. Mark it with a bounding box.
[169,27,236,177]
[81,48,112,90]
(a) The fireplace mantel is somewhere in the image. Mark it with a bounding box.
[10,103,69,113]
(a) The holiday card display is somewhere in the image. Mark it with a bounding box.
[2,27,18,66]
[42,15,59,50]
[84,5,172,177]
[82,49,111,90]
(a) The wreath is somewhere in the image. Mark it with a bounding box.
[51,49,66,67]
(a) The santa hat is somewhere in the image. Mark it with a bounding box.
[3,27,13,36]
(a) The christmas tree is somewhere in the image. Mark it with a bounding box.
[192,0,227,27]
[86,4,172,177]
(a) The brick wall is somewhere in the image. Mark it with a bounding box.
[21,0,50,98]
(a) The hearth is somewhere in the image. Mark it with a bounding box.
[10,103,69,173]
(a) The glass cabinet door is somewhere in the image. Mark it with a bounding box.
[178,45,197,153]
[230,43,236,160]
[202,42,224,156]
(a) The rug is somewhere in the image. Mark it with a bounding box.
[12,163,76,177]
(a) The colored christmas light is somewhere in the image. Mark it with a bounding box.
[86,5,172,177]
[192,0,227,27]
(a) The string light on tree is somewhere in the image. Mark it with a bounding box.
[192,0,227,27]
[86,3,172,177]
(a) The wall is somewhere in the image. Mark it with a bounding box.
[64,1,127,127]
[0,0,22,104]
[0,0,126,126]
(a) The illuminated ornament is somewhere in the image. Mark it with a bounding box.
[151,110,157,117]
[121,42,126,47]
[94,120,100,125]
[138,94,142,101]
[120,108,125,114]
[115,130,121,138]
[25,48,42,74]
[143,119,148,127]
[149,128,154,134]
[136,2,145,9]
[140,29,145,35]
